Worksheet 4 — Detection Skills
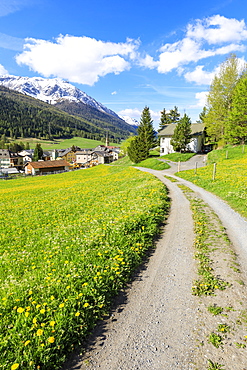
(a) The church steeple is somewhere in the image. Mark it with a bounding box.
[105,131,109,147]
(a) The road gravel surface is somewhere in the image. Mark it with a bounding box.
[62,155,247,370]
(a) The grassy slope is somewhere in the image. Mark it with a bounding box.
[160,152,195,162]
[0,165,169,369]
[176,145,247,218]
[18,137,119,150]
[111,155,170,170]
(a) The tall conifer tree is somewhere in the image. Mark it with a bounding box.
[127,106,155,163]
[137,106,156,152]
[171,113,192,152]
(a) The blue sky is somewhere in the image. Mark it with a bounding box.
[1,0,247,128]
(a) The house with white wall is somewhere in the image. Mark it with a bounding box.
[158,123,205,155]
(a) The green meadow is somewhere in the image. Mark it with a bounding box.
[177,145,247,218]
[0,165,169,370]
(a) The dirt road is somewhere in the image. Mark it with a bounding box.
[63,156,247,370]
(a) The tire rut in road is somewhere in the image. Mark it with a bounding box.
[62,170,198,370]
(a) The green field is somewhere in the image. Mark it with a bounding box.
[160,152,195,162]
[15,137,119,150]
[111,155,170,170]
[177,145,247,218]
[0,165,169,370]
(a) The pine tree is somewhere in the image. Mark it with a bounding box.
[127,136,148,163]
[137,106,156,153]
[168,106,180,123]
[198,106,207,123]
[159,108,170,130]
[170,114,192,152]
[127,107,155,163]
[33,143,43,161]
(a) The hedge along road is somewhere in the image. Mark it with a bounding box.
[63,155,247,370]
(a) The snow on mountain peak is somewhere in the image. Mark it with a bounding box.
[0,75,119,118]
[120,115,139,126]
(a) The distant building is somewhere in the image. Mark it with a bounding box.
[0,149,23,170]
[158,123,205,155]
[25,159,71,175]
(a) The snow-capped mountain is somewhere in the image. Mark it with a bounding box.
[0,75,119,118]
[120,115,139,127]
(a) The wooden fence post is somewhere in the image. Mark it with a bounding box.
[212,163,216,180]
[194,161,198,174]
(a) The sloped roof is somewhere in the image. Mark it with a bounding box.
[158,123,205,136]
[27,159,70,169]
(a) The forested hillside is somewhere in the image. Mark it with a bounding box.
[54,100,136,137]
[0,86,135,142]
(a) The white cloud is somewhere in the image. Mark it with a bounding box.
[187,15,247,44]
[111,91,117,95]
[0,63,8,75]
[118,108,142,119]
[139,15,247,78]
[195,91,208,107]
[138,54,158,69]
[0,0,34,17]
[185,56,247,85]
[16,35,139,85]
[184,65,218,85]
[0,33,24,51]
[189,91,208,108]
[157,38,203,73]
[118,107,161,122]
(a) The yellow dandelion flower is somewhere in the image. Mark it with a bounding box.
[24,340,31,346]
[75,312,80,316]
[83,302,89,308]
[25,312,30,317]
[36,329,43,336]
[33,317,37,324]
[11,364,19,370]
[59,303,65,308]
[40,309,45,314]
[47,336,55,343]
[50,321,56,327]
[17,307,24,313]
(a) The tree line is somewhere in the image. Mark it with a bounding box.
[127,106,192,163]
[0,86,135,144]
[202,54,247,146]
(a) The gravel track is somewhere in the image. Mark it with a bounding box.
[63,155,247,370]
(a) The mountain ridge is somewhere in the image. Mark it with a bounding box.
[0,75,120,119]
[0,85,136,142]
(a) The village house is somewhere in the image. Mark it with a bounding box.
[25,159,71,175]
[75,145,118,167]
[75,149,95,166]
[57,147,81,163]
[158,123,205,155]
[93,151,114,164]
[0,149,23,170]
